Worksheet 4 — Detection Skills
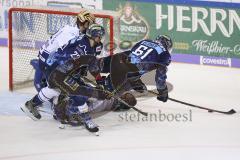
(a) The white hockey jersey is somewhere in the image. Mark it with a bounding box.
[40,25,80,54]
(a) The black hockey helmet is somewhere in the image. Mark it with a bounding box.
[86,24,105,39]
[155,35,173,53]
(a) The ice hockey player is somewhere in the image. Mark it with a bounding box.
[21,24,107,133]
[30,9,96,92]
[99,35,172,103]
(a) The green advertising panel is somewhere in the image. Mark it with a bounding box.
[103,0,240,59]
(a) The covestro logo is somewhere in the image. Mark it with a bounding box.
[200,56,231,67]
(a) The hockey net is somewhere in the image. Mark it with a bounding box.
[9,6,118,91]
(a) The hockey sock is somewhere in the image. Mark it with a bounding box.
[32,95,44,107]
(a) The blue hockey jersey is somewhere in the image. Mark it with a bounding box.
[39,34,102,72]
[129,39,171,90]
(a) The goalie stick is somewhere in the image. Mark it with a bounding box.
[147,90,236,115]
[81,76,148,116]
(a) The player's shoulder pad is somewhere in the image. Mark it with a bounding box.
[62,25,79,36]
[72,35,91,50]
[141,39,158,45]
[77,34,90,43]
[133,39,154,47]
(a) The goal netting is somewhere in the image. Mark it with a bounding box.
[9,6,118,91]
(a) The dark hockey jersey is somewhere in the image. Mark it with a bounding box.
[41,34,101,68]
[130,39,171,68]
[129,39,171,90]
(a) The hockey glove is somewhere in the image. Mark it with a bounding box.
[157,86,168,102]
[96,76,106,87]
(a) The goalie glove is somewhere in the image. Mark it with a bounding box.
[157,86,168,102]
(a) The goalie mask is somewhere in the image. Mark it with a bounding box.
[86,24,105,39]
[155,35,173,53]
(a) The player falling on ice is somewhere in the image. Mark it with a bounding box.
[98,34,173,104]
[21,24,107,134]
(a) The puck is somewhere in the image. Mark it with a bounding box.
[59,123,66,129]
[95,132,100,136]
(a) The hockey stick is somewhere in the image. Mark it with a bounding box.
[81,76,148,116]
[147,90,236,115]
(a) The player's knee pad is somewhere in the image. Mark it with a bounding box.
[38,87,60,102]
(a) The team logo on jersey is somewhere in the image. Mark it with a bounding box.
[116,2,149,46]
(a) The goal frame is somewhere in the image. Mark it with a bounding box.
[8,7,115,91]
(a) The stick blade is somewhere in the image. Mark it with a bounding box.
[209,109,236,115]
[141,112,148,116]
[227,109,236,115]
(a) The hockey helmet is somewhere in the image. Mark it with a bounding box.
[86,24,105,39]
[155,35,173,53]
[77,9,95,25]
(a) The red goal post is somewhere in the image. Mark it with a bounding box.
[8,6,117,91]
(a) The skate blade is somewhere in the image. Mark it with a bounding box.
[20,106,39,121]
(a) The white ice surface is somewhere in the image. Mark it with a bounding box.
[1,47,240,160]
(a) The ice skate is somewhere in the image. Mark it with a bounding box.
[79,112,99,135]
[21,100,41,120]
